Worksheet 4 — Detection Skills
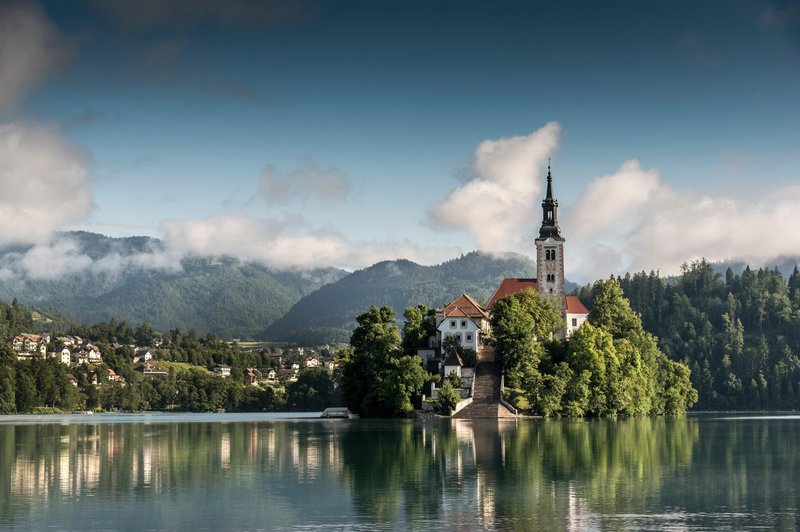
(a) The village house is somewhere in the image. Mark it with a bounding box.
[140,361,168,378]
[12,333,48,359]
[57,335,83,347]
[107,368,125,383]
[213,364,231,378]
[278,368,298,382]
[264,368,278,380]
[441,347,475,390]
[442,347,464,379]
[304,356,321,368]
[46,347,72,365]
[73,345,103,365]
[243,368,260,385]
[435,294,491,352]
[133,347,153,364]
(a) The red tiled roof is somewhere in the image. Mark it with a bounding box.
[442,293,489,319]
[565,295,589,314]
[487,278,538,309]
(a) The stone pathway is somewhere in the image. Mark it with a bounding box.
[453,346,517,419]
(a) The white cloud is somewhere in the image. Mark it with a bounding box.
[0,2,67,113]
[430,122,560,252]
[159,214,460,271]
[259,160,351,205]
[566,160,800,281]
[0,122,93,245]
[15,239,93,280]
[0,235,180,281]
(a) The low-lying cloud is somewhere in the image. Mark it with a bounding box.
[429,122,560,252]
[566,160,800,280]
[158,214,459,271]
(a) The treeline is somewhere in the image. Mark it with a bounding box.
[493,282,697,417]
[0,301,339,413]
[575,260,800,410]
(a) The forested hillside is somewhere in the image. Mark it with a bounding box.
[0,232,345,338]
[576,260,800,410]
[262,252,538,344]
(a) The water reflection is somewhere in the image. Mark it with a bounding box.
[0,415,798,530]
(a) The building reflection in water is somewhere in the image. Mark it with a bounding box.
[0,415,725,530]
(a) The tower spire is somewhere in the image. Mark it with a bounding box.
[538,160,563,240]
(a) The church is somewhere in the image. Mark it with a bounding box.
[436,164,589,351]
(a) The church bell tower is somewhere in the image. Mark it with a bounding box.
[535,161,566,304]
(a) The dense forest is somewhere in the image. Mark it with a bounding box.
[576,260,800,410]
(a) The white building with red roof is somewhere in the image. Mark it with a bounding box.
[435,293,490,351]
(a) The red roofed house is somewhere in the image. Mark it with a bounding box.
[486,163,590,337]
[564,296,590,337]
[436,293,490,351]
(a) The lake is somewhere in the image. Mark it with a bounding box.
[0,413,798,531]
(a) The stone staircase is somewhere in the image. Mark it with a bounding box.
[453,346,517,419]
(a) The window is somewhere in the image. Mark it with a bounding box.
[450,320,456,328]
[572,318,578,327]
[466,333,472,342]
[547,211,553,220]
[461,320,467,328]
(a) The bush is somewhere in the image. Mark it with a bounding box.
[436,380,460,415]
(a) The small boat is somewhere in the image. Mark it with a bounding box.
[320,407,358,419]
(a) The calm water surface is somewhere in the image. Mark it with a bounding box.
[0,412,798,531]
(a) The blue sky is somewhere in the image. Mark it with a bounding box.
[1,0,799,281]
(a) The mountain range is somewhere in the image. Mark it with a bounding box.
[0,232,345,339]
[8,232,793,345]
[260,252,541,344]
[0,232,542,343]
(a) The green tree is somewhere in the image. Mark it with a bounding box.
[490,294,538,388]
[15,369,39,413]
[401,305,435,355]
[0,366,16,413]
[435,380,460,415]
[446,370,464,389]
[341,306,427,417]
[287,367,339,411]
[590,278,643,339]
[513,288,565,339]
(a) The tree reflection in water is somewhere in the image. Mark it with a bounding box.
[1,415,799,530]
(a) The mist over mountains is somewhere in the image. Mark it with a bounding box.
[2,232,798,344]
[0,232,345,339]
[0,232,540,342]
